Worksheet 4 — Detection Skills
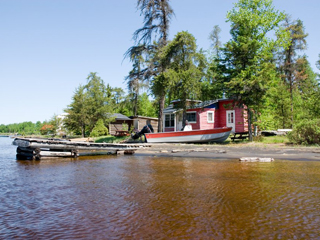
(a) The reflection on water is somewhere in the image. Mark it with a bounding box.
[1,137,320,239]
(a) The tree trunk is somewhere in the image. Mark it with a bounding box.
[158,94,165,132]
[288,63,294,129]
[81,124,85,138]
[182,109,187,130]
[247,108,253,141]
[134,93,138,116]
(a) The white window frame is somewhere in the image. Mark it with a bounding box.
[186,111,197,123]
[207,111,214,123]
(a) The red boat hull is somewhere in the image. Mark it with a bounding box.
[144,127,232,143]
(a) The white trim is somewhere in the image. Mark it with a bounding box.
[207,111,214,123]
[226,110,235,132]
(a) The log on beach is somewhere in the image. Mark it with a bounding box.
[239,157,274,162]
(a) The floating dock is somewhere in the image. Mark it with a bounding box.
[13,138,149,160]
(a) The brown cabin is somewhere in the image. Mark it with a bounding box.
[108,113,133,136]
[130,116,159,133]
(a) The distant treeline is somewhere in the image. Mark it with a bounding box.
[0,121,43,135]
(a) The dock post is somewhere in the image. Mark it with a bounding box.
[71,149,79,158]
[34,148,41,160]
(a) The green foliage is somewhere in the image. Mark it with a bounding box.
[90,119,109,137]
[260,135,289,144]
[125,45,148,116]
[122,123,128,131]
[94,135,127,143]
[158,31,206,127]
[0,121,43,135]
[64,72,114,137]
[288,119,320,145]
[276,18,309,127]
[253,135,264,142]
[40,124,55,135]
[218,0,289,139]
[137,92,157,117]
[125,0,174,132]
[259,80,292,129]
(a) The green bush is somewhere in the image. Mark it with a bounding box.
[90,119,109,137]
[253,135,264,142]
[288,119,320,145]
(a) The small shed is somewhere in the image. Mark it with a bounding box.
[130,116,159,133]
[108,113,133,136]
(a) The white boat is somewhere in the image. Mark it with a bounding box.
[144,127,232,143]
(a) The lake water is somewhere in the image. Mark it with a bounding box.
[1,136,320,239]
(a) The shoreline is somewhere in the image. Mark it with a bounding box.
[135,142,320,161]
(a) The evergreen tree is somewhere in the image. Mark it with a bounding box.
[64,85,89,137]
[202,25,224,101]
[159,31,206,129]
[137,92,157,117]
[126,0,174,132]
[218,0,289,140]
[208,25,222,57]
[64,73,113,137]
[278,18,308,127]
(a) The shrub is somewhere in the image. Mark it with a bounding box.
[40,124,55,135]
[90,119,109,137]
[288,119,320,145]
[122,123,128,131]
[253,135,264,142]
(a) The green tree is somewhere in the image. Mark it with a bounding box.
[90,119,109,137]
[159,31,206,128]
[293,57,320,121]
[278,18,308,127]
[125,46,149,116]
[112,87,125,105]
[208,25,222,58]
[126,0,174,132]
[218,0,289,140]
[64,85,89,137]
[317,54,320,71]
[137,92,157,117]
[202,25,224,101]
[64,72,114,137]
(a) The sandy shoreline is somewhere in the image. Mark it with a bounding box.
[135,143,320,161]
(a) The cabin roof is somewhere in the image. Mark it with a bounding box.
[111,113,132,120]
[129,115,158,121]
[164,99,221,114]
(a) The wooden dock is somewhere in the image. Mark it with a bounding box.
[13,138,150,160]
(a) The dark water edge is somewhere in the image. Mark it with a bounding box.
[1,137,320,239]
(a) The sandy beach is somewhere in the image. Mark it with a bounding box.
[135,142,320,161]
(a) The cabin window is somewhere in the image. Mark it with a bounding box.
[207,111,214,123]
[186,112,197,123]
[165,114,175,127]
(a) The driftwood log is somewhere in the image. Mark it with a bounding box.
[239,157,274,162]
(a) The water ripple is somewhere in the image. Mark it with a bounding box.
[1,137,320,239]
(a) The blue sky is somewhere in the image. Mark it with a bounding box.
[1,0,319,125]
